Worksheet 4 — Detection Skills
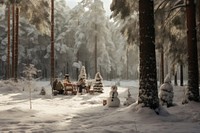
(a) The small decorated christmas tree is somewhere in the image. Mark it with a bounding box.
[78,66,87,81]
[93,72,103,93]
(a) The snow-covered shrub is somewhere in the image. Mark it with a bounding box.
[159,75,174,107]
[124,89,136,106]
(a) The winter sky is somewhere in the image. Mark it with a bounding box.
[65,0,112,16]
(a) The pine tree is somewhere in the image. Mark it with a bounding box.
[50,0,55,88]
[110,0,159,111]
[138,0,159,110]
[78,66,87,81]
[14,5,19,82]
[93,72,103,93]
[185,0,199,102]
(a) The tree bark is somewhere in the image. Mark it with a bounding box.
[126,48,129,80]
[174,72,177,86]
[186,0,199,101]
[180,63,183,86]
[198,0,200,30]
[138,0,159,110]
[159,47,164,85]
[51,0,55,86]
[94,24,97,75]
[76,51,79,80]
[14,6,19,82]
[12,3,15,78]
[7,4,10,79]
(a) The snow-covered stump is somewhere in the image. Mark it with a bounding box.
[159,75,174,107]
[107,85,120,107]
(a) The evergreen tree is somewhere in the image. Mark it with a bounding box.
[93,72,103,93]
[50,0,55,86]
[111,0,159,111]
[75,0,113,76]
[185,0,199,102]
[78,66,87,81]
[138,0,159,110]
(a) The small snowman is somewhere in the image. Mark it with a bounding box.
[107,85,120,107]
[123,89,135,106]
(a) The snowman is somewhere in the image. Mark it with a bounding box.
[123,89,135,106]
[107,85,120,107]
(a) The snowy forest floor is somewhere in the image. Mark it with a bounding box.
[0,80,200,133]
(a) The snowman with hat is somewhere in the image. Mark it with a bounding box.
[107,85,120,107]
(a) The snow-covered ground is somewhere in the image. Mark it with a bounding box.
[0,80,200,133]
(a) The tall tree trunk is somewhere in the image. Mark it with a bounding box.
[126,48,129,80]
[12,3,15,78]
[198,0,200,31]
[51,0,55,86]
[67,62,69,73]
[174,72,177,86]
[186,0,199,102]
[94,24,97,75]
[138,0,159,110]
[14,6,19,82]
[159,47,164,85]
[76,51,79,80]
[180,63,183,86]
[7,4,10,79]
[164,56,168,76]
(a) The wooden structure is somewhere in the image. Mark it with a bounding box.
[63,83,77,95]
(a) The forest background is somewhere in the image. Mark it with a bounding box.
[0,0,200,84]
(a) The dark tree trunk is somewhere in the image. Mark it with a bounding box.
[180,64,183,86]
[14,6,19,82]
[12,4,15,78]
[138,0,159,110]
[159,47,164,85]
[7,4,10,79]
[198,0,200,30]
[51,0,55,86]
[174,72,177,86]
[186,0,199,101]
